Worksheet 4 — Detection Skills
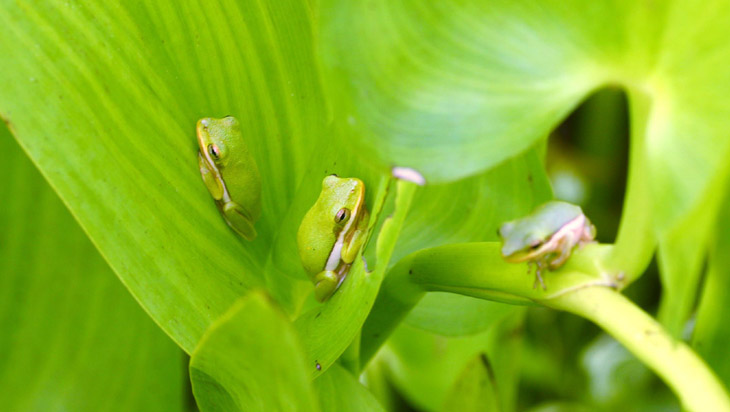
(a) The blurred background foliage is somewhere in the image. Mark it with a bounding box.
[2,1,730,411]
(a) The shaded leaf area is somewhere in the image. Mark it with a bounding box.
[442,354,500,412]
[319,0,730,235]
[190,290,317,412]
[0,128,183,411]
[0,0,329,353]
[377,310,523,412]
[693,184,730,391]
[314,364,385,412]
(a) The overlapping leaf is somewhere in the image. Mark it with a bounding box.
[190,290,316,412]
[0,0,328,353]
[0,126,183,411]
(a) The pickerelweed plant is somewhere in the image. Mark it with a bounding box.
[2,1,730,411]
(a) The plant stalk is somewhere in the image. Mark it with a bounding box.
[362,242,730,411]
[548,287,730,412]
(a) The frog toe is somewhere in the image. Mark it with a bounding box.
[222,203,257,241]
[314,271,339,302]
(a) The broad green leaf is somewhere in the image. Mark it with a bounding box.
[0,0,327,353]
[317,0,656,184]
[315,364,385,412]
[318,0,730,237]
[693,184,730,389]
[189,290,317,412]
[0,127,183,411]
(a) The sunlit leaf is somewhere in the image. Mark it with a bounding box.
[318,0,730,234]
[190,290,316,412]
[0,0,327,353]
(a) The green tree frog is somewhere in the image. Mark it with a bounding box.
[297,175,370,302]
[197,116,261,240]
[498,200,596,289]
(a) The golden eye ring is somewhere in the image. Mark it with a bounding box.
[208,144,220,160]
[335,208,351,224]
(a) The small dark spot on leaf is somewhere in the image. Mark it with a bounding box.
[479,353,491,368]
[527,174,533,183]
[408,269,413,275]
[315,311,321,319]
[315,362,321,371]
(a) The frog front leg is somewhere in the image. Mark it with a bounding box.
[548,232,578,270]
[313,270,340,302]
[340,211,370,264]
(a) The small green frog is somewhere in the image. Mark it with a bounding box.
[197,116,261,240]
[499,200,596,289]
[297,175,370,302]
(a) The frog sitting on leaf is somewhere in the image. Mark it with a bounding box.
[297,175,370,302]
[499,201,596,289]
[197,116,261,240]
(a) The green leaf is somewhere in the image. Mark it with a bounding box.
[189,290,316,412]
[317,1,650,184]
[0,0,327,353]
[405,293,516,337]
[315,364,385,412]
[656,190,721,337]
[318,0,730,235]
[296,179,418,376]
[0,127,183,412]
[693,184,730,389]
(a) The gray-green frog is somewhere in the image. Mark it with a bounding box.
[197,116,261,240]
[498,200,596,289]
[297,175,370,302]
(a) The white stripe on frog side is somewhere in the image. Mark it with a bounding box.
[324,192,363,271]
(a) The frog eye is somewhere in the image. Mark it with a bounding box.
[529,239,541,250]
[208,144,221,160]
[335,208,351,224]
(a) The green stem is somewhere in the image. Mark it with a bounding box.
[360,255,423,365]
[548,287,730,412]
[362,242,730,411]
[361,242,609,365]
[607,87,656,281]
